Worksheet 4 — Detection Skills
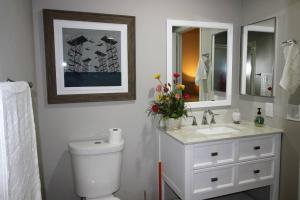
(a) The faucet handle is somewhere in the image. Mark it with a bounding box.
[210,113,219,124]
[187,115,198,126]
[210,115,216,124]
[192,116,198,126]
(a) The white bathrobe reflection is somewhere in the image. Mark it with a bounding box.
[195,54,212,101]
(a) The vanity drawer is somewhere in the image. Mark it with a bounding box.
[238,135,275,161]
[193,141,235,169]
[237,159,274,185]
[193,166,235,194]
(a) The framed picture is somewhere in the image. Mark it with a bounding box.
[43,9,136,103]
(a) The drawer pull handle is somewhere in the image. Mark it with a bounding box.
[211,152,218,156]
[253,170,260,174]
[211,177,218,182]
[254,146,261,150]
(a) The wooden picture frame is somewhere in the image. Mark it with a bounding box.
[43,9,136,104]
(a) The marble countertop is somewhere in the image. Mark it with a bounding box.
[164,122,283,144]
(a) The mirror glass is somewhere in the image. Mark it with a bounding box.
[167,20,233,108]
[240,18,276,97]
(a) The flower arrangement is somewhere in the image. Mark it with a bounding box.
[148,72,190,120]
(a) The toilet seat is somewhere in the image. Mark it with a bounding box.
[87,195,120,200]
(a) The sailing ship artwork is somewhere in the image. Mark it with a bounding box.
[62,28,122,87]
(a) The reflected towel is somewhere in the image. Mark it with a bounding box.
[195,56,210,101]
[195,56,208,85]
[260,73,272,97]
[0,82,42,200]
[279,44,300,94]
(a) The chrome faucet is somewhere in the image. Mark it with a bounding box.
[201,110,209,125]
[201,109,218,126]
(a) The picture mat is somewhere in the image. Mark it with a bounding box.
[54,19,128,95]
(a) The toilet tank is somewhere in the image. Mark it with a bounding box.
[68,140,124,198]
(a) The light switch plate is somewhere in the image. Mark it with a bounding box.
[287,104,300,122]
[265,102,273,118]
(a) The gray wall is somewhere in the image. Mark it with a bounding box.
[0,0,35,84]
[239,0,300,199]
[2,0,299,199]
[31,0,242,199]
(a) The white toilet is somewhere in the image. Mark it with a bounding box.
[68,139,124,200]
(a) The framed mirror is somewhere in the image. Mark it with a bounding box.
[167,20,233,108]
[240,17,276,97]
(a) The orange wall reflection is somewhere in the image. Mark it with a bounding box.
[182,28,200,101]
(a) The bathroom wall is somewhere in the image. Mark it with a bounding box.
[0,0,35,85]
[31,0,242,199]
[239,0,300,199]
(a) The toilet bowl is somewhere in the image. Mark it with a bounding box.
[68,139,124,200]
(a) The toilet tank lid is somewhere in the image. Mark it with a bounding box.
[68,139,124,155]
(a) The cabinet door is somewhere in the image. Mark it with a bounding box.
[193,141,235,169]
[238,135,275,161]
[237,159,274,185]
[193,166,235,194]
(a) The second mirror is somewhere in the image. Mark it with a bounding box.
[240,18,276,97]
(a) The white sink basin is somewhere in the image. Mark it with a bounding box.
[196,126,239,135]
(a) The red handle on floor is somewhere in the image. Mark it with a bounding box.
[158,161,162,200]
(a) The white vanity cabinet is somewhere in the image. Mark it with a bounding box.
[160,132,281,200]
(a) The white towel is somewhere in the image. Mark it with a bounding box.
[279,44,300,94]
[0,82,42,200]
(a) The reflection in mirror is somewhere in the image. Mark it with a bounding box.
[167,20,233,108]
[241,18,276,97]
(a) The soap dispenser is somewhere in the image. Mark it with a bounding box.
[254,108,264,127]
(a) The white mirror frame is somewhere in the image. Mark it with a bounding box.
[166,19,233,108]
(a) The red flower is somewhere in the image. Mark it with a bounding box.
[183,93,190,100]
[151,104,159,113]
[175,93,181,100]
[163,86,169,93]
[173,72,180,78]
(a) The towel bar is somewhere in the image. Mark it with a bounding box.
[6,78,33,88]
[281,39,297,46]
